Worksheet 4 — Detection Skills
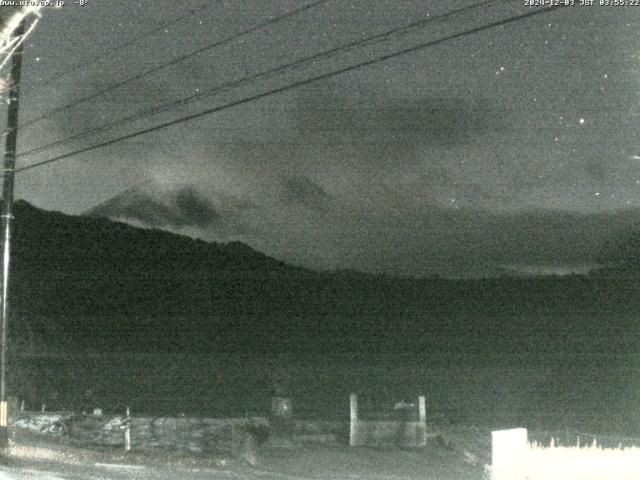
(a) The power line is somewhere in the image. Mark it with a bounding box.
[18,0,501,159]
[37,2,219,86]
[15,5,565,175]
[18,0,331,131]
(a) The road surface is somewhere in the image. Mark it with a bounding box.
[0,430,486,479]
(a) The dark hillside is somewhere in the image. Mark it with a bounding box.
[2,200,639,359]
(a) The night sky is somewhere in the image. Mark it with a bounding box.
[4,1,640,277]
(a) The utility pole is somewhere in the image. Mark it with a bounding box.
[0,19,25,449]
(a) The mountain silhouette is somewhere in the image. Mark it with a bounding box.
[4,199,640,359]
[82,178,640,278]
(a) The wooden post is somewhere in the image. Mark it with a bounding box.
[0,19,26,450]
[41,403,45,413]
[124,406,131,452]
[349,393,358,447]
[19,399,23,411]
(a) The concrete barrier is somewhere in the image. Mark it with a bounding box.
[491,428,528,480]
[350,420,429,447]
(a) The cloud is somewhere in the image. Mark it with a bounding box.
[86,183,221,229]
[172,186,221,228]
[279,175,332,211]
[287,82,505,168]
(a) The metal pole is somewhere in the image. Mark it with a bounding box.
[0,19,25,448]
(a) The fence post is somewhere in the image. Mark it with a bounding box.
[124,426,131,452]
[349,393,358,447]
[418,395,427,446]
[123,406,131,452]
